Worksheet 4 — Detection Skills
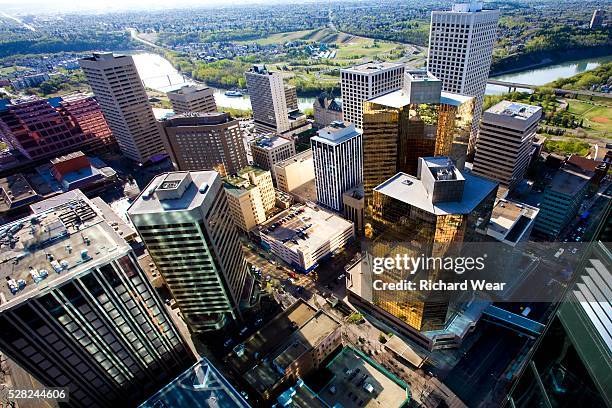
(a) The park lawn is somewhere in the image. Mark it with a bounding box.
[335,38,398,59]
[582,105,612,135]
[566,100,594,115]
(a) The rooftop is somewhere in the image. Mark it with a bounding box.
[128,171,218,215]
[275,149,313,169]
[486,100,541,120]
[548,167,591,196]
[312,121,360,143]
[405,70,439,82]
[566,154,603,174]
[139,357,250,408]
[375,158,497,215]
[162,111,234,127]
[368,89,470,108]
[251,134,293,150]
[0,174,39,212]
[0,190,129,312]
[166,85,212,96]
[224,166,270,194]
[259,204,353,253]
[487,199,539,244]
[341,61,404,75]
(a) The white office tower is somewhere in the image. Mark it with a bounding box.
[79,53,166,163]
[340,61,405,130]
[311,121,363,212]
[472,101,542,191]
[128,171,253,333]
[427,2,499,156]
[0,190,195,408]
[245,65,290,133]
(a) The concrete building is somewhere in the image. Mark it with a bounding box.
[362,70,475,207]
[590,9,605,29]
[245,65,290,134]
[342,184,364,235]
[0,191,195,408]
[139,357,250,408]
[160,112,247,176]
[508,242,611,407]
[224,166,275,232]
[0,94,114,161]
[276,347,411,408]
[128,171,255,332]
[260,204,354,272]
[473,101,542,190]
[285,85,299,111]
[227,300,341,401]
[79,53,166,163]
[274,149,315,193]
[534,167,591,238]
[0,173,41,215]
[251,134,296,181]
[313,91,343,128]
[427,2,500,156]
[485,199,539,246]
[340,61,405,129]
[166,85,217,114]
[349,157,498,350]
[311,121,362,212]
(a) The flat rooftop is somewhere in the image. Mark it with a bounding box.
[128,171,218,215]
[487,100,541,120]
[488,199,539,243]
[251,135,293,150]
[260,204,353,253]
[0,190,129,312]
[375,167,497,215]
[368,89,471,109]
[548,167,591,196]
[319,347,409,408]
[166,84,212,95]
[312,121,360,144]
[139,358,250,408]
[0,174,39,212]
[341,61,404,74]
[224,166,269,194]
[275,149,313,169]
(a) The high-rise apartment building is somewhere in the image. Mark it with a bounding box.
[427,2,499,156]
[128,171,254,332]
[349,157,498,350]
[224,166,275,232]
[79,53,166,163]
[0,94,114,161]
[0,190,195,408]
[340,61,404,129]
[473,101,542,191]
[362,70,475,208]
[245,65,290,133]
[311,121,362,212]
[160,112,248,176]
[166,85,217,114]
[250,134,296,181]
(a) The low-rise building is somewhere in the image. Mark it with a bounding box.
[313,92,342,128]
[227,300,341,401]
[274,149,315,193]
[0,174,40,215]
[260,204,354,272]
[251,134,296,181]
[224,166,275,232]
[486,199,539,246]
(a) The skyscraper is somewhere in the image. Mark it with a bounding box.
[472,101,542,191]
[79,53,166,163]
[245,65,290,134]
[361,70,475,209]
[160,112,248,175]
[128,171,254,332]
[0,190,195,408]
[166,85,217,114]
[427,2,499,156]
[340,61,404,130]
[311,121,362,212]
[0,94,114,161]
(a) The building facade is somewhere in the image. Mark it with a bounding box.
[166,85,217,114]
[274,149,315,193]
[128,171,253,332]
[311,121,363,212]
[313,92,343,128]
[250,134,296,181]
[0,94,114,161]
[245,65,290,133]
[473,101,542,190]
[224,166,275,232]
[79,53,166,163]
[427,3,500,156]
[0,191,195,408]
[160,112,248,176]
[340,61,405,129]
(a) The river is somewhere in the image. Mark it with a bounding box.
[127,51,611,110]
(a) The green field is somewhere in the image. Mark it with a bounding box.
[236,29,321,45]
[567,100,612,138]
